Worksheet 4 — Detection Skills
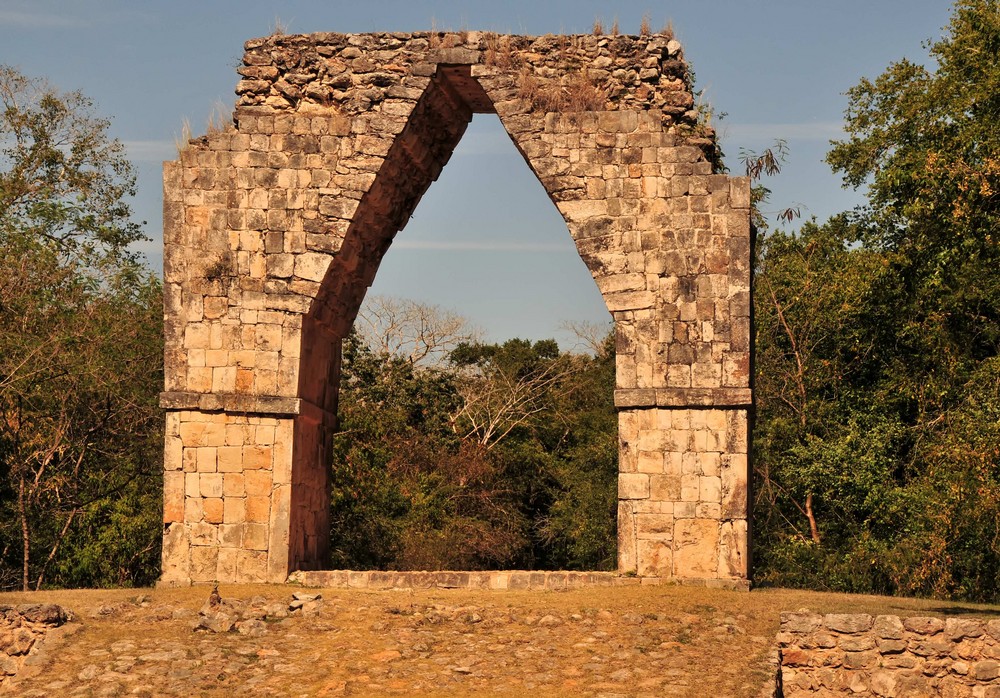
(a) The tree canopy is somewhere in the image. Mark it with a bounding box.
[0,66,162,591]
[752,0,1000,601]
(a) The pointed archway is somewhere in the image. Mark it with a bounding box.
[160,31,752,586]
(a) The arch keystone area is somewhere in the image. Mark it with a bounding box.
[160,30,753,587]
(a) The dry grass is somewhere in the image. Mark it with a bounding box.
[592,18,604,35]
[173,117,192,154]
[205,100,235,136]
[518,67,608,112]
[483,32,519,70]
[661,19,676,40]
[174,101,234,155]
[640,14,651,36]
[610,17,619,36]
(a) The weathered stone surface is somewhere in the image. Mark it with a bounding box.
[0,603,71,687]
[904,616,946,635]
[825,613,873,634]
[162,29,751,585]
[874,614,905,639]
[777,613,1000,697]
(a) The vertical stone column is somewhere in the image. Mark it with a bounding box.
[161,408,296,583]
[616,408,749,581]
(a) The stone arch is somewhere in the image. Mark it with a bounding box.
[160,30,752,586]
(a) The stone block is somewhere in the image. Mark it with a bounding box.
[196,446,217,473]
[203,497,224,524]
[718,520,747,578]
[730,177,751,209]
[781,612,824,634]
[699,476,722,503]
[903,617,945,635]
[217,548,239,581]
[160,522,191,584]
[243,523,269,551]
[945,618,985,641]
[873,615,905,639]
[184,496,204,523]
[189,545,219,583]
[617,502,637,573]
[179,420,225,447]
[246,496,271,523]
[596,273,646,295]
[826,614,874,634]
[720,461,748,519]
[223,496,246,524]
[199,473,224,498]
[245,470,272,497]
[673,518,720,578]
[237,550,268,583]
[217,445,243,472]
[243,445,272,470]
[619,473,649,499]
[636,513,673,539]
[191,521,217,546]
[184,472,200,498]
[223,472,245,497]
[163,472,185,523]
[649,474,681,501]
[680,474,700,502]
[694,500,719,518]
[636,539,671,577]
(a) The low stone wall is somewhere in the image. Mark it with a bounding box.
[289,569,750,591]
[0,604,71,685]
[777,612,1000,697]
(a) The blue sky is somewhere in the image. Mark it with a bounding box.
[1,1,954,347]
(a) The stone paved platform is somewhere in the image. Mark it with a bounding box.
[287,569,751,591]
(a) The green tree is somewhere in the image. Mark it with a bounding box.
[330,308,618,572]
[753,0,1000,601]
[0,66,162,590]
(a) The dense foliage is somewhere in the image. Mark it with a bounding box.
[752,0,1000,601]
[330,329,618,571]
[0,67,163,591]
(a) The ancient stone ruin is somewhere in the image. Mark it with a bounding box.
[0,604,71,684]
[776,612,1000,696]
[160,30,752,585]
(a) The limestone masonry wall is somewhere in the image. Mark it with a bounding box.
[161,29,751,585]
[0,604,71,685]
[777,612,1000,697]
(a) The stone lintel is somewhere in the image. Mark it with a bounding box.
[160,391,302,415]
[427,47,482,65]
[614,388,753,409]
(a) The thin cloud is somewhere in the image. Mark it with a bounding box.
[123,140,177,162]
[0,10,90,28]
[722,121,845,142]
[394,239,575,252]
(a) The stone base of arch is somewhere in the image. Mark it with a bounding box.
[160,396,333,585]
[159,398,748,586]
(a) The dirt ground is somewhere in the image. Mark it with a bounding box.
[2,583,997,697]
